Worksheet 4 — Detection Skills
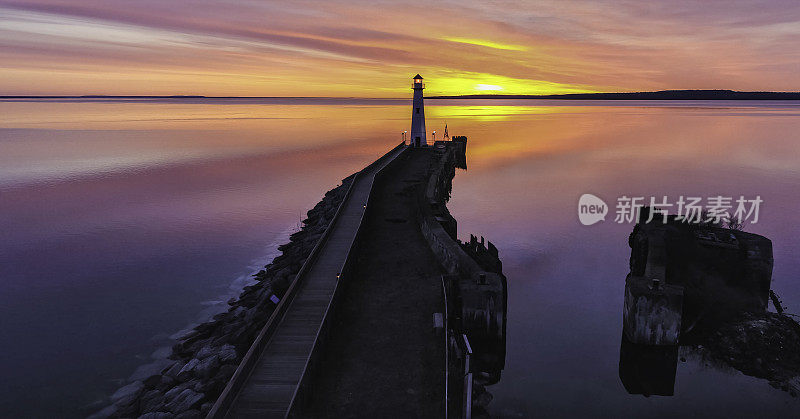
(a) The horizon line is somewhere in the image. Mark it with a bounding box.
[2,89,800,100]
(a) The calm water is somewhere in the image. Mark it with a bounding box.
[1,99,799,417]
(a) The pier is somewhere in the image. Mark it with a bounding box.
[205,139,506,418]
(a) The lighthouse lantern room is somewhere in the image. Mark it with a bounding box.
[410,74,427,147]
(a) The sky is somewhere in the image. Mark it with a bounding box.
[1,0,799,96]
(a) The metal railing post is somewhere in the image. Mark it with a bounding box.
[462,334,473,419]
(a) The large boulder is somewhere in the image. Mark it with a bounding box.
[176,359,200,382]
[194,355,220,378]
[218,344,238,363]
[194,343,237,363]
[195,345,215,360]
[164,389,204,414]
[164,384,186,402]
[163,361,186,379]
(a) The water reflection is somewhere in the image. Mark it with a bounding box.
[444,100,800,416]
[427,104,569,121]
[619,335,678,397]
[0,100,405,417]
[3,99,800,416]
[0,100,407,186]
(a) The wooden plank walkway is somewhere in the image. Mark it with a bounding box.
[224,145,406,418]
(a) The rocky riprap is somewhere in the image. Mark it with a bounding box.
[91,175,354,419]
[693,311,800,397]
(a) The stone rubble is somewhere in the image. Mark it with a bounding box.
[695,311,800,397]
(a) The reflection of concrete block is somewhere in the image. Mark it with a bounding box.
[619,335,678,396]
[458,271,507,372]
[623,276,684,345]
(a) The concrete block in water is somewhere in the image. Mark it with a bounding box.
[623,276,683,345]
[629,212,774,317]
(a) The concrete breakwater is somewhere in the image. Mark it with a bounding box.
[94,141,506,418]
[93,175,356,418]
[294,142,506,418]
[420,143,507,418]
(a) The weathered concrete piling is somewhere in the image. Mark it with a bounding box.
[623,277,683,345]
[620,208,800,398]
[623,208,774,345]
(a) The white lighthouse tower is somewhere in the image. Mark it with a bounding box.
[410,74,427,147]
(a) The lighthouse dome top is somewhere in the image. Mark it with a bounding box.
[412,74,424,89]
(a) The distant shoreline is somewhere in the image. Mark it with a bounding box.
[0,95,370,99]
[2,90,800,100]
[430,90,800,100]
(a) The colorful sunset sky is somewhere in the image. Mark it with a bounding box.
[1,0,799,96]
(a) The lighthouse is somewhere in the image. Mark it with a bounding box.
[410,74,427,147]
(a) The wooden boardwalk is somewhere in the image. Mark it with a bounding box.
[221,145,405,418]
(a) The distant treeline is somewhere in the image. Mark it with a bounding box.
[428,90,800,100]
